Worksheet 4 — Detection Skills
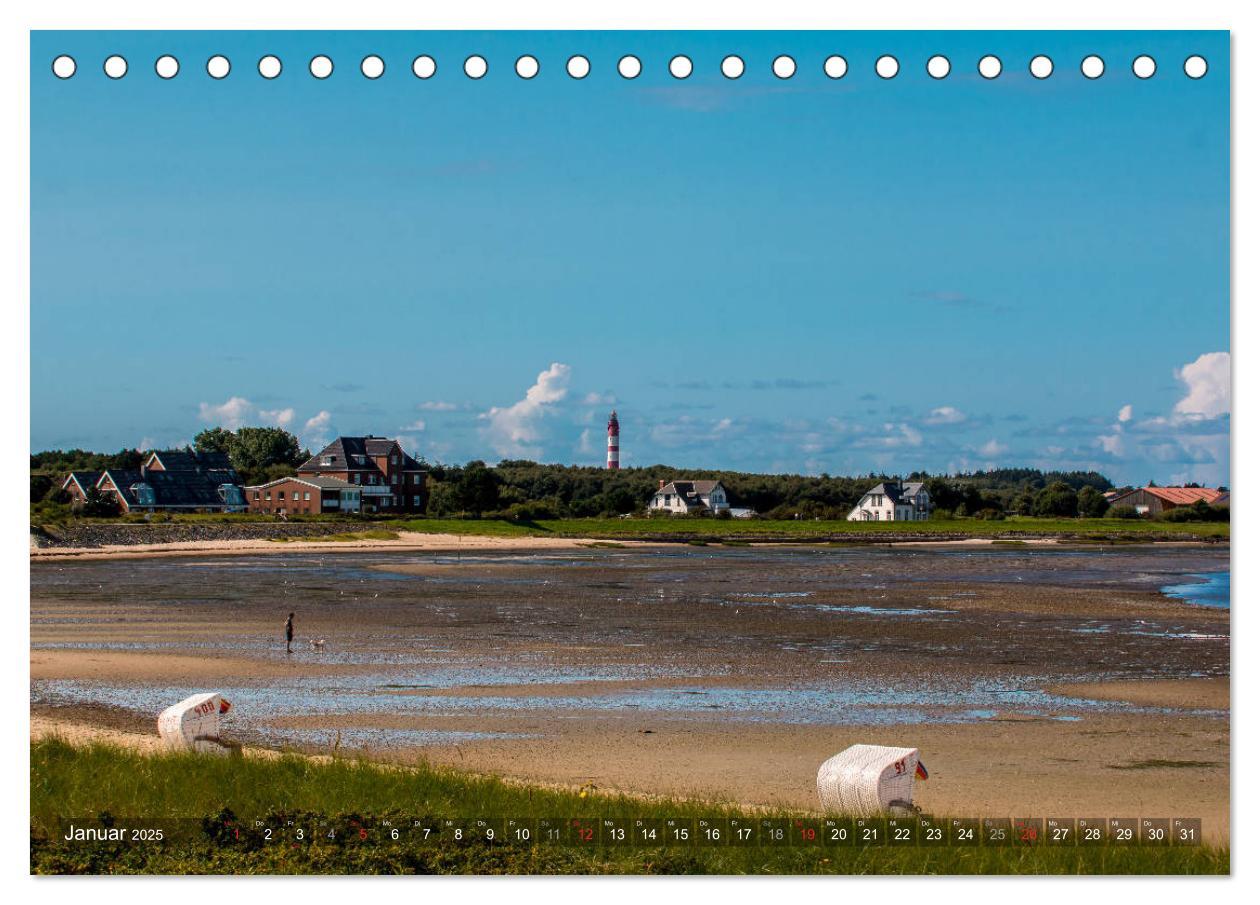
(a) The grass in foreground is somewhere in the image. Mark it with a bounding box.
[30,740,1227,875]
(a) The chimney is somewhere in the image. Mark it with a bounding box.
[659,479,666,489]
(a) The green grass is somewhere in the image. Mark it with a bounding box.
[266,529,400,544]
[388,516,1228,543]
[30,740,1227,875]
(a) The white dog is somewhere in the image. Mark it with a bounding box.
[309,638,326,651]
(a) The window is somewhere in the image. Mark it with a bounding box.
[253,491,260,500]
[321,455,334,466]
[413,495,421,506]
[352,474,360,484]
[391,474,399,484]
[265,492,271,500]
[390,455,398,464]
[304,492,311,501]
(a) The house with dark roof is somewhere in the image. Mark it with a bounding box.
[648,479,730,514]
[250,436,427,514]
[1107,485,1226,515]
[847,481,933,521]
[63,449,247,513]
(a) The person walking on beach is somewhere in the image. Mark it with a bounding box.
[285,612,294,654]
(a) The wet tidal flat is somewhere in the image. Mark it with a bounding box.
[31,544,1230,838]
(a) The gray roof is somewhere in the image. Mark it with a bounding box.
[63,471,102,493]
[298,436,424,474]
[863,481,928,504]
[99,467,240,508]
[245,475,355,491]
[659,480,722,496]
[148,449,235,474]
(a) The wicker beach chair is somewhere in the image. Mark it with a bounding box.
[157,692,237,756]
[817,744,922,816]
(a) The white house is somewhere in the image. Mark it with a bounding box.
[847,481,933,521]
[649,479,731,514]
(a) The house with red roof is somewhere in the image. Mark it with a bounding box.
[1107,485,1226,516]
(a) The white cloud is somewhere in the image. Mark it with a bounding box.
[583,391,617,405]
[977,438,1007,458]
[419,401,459,412]
[925,406,966,425]
[258,407,295,428]
[198,396,254,429]
[480,362,572,457]
[400,419,427,432]
[1174,351,1230,419]
[1117,404,1133,423]
[302,410,333,449]
[1099,432,1125,456]
[136,436,156,452]
[578,428,594,454]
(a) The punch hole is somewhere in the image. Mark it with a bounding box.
[978,55,1002,79]
[1029,55,1054,79]
[155,55,179,79]
[104,55,128,79]
[1184,55,1208,79]
[618,55,641,79]
[926,55,950,79]
[412,55,436,79]
[206,55,231,79]
[361,55,385,79]
[824,55,848,79]
[669,55,693,79]
[1081,55,1105,79]
[464,55,488,79]
[722,55,745,79]
[516,55,539,79]
[1132,55,1156,79]
[258,55,282,79]
[566,55,590,79]
[52,55,76,79]
[875,55,899,79]
[309,55,333,79]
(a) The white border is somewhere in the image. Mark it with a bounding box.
[4,0,1251,901]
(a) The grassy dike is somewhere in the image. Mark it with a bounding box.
[30,740,1228,875]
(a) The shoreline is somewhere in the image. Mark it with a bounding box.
[30,531,1225,562]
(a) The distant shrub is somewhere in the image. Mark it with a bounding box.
[973,508,1006,521]
[1157,500,1229,523]
[499,501,560,521]
[1106,504,1140,519]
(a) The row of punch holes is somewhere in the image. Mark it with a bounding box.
[51,52,1210,82]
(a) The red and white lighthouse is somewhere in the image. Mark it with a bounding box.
[606,410,620,470]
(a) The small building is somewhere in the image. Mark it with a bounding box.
[1107,485,1225,516]
[295,436,427,514]
[244,475,362,516]
[62,449,247,513]
[847,481,933,521]
[648,479,730,514]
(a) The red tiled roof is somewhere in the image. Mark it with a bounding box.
[1142,486,1223,505]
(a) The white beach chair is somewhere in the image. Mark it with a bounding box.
[817,744,921,816]
[156,692,236,756]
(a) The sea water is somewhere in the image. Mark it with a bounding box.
[1162,571,1230,609]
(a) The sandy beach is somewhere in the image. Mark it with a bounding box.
[31,542,1230,841]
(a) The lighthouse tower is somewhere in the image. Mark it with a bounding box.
[606,410,620,470]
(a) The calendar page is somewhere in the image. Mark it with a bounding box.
[27,26,1230,878]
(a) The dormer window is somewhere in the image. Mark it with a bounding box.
[131,483,155,506]
[321,455,335,466]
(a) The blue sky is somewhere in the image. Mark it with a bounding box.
[31,30,1230,486]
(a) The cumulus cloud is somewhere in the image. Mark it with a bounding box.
[583,391,617,405]
[1117,404,1133,423]
[977,438,1007,458]
[258,407,294,428]
[302,410,333,448]
[198,396,254,429]
[925,406,966,426]
[1174,351,1230,419]
[480,362,572,457]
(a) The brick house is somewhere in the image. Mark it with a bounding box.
[244,475,363,516]
[245,436,427,515]
[62,449,247,513]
